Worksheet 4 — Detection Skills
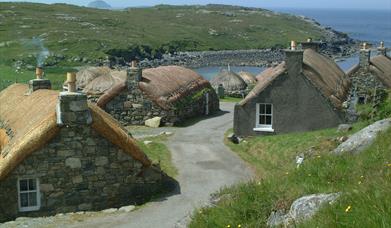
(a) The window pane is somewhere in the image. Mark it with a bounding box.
[259,104,266,114]
[266,104,272,114]
[29,179,37,191]
[20,180,28,191]
[28,192,37,206]
[260,115,265,125]
[266,116,272,125]
[20,193,29,207]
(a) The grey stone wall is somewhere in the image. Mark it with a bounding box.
[0,126,166,222]
[94,81,220,126]
[234,71,346,137]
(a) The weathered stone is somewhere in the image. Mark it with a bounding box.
[118,205,136,213]
[102,208,118,213]
[40,184,54,192]
[95,156,108,166]
[337,124,352,133]
[333,119,391,155]
[145,117,162,128]
[143,141,153,145]
[65,158,81,169]
[267,193,341,227]
[72,175,83,184]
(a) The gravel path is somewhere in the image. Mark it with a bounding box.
[2,102,254,228]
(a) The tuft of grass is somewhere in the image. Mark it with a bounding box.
[137,135,178,177]
[190,121,391,227]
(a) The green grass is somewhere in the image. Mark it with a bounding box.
[0,3,327,67]
[220,96,243,103]
[0,64,76,90]
[137,135,178,177]
[190,120,391,227]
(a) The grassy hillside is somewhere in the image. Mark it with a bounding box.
[190,95,391,227]
[0,3,326,67]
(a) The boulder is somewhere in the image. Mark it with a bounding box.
[145,117,162,128]
[337,124,352,133]
[333,118,391,155]
[267,193,340,227]
[119,205,136,213]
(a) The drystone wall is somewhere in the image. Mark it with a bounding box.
[100,85,219,126]
[0,126,165,222]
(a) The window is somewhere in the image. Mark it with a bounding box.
[254,103,274,132]
[17,178,40,212]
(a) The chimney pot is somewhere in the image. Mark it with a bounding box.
[67,72,77,92]
[362,42,368,50]
[377,41,387,56]
[35,67,44,79]
[307,38,313,42]
[290,40,297,50]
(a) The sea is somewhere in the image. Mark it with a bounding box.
[194,8,391,80]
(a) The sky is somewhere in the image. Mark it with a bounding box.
[1,0,391,10]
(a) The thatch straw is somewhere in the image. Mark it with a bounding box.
[303,49,350,105]
[0,84,151,181]
[140,66,212,110]
[210,69,247,92]
[238,71,257,85]
[370,55,391,88]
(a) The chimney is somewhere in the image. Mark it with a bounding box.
[359,42,371,70]
[377,41,387,56]
[285,40,303,77]
[56,72,92,127]
[28,67,52,93]
[127,60,142,86]
[301,38,320,52]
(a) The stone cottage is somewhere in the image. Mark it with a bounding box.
[73,64,219,126]
[346,42,391,104]
[0,74,169,222]
[210,69,248,97]
[234,41,351,136]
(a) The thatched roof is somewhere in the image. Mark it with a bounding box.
[370,55,391,88]
[238,71,257,85]
[241,49,350,109]
[210,69,247,92]
[240,62,286,106]
[140,66,212,109]
[0,84,151,181]
[74,66,212,110]
[75,67,127,95]
[302,49,351,108]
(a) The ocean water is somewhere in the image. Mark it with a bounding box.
[195,8,391,79]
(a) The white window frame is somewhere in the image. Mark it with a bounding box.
[254,103,274,132]
[17,177,41,212]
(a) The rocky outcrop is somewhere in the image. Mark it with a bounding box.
[333,118,391,155]
[267,193,341,227]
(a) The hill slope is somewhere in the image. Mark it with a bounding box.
[0,3,330,66]
[87,0,111,9]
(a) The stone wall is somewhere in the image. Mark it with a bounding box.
[350,68,386,104]
[101,86,219,126]
[0,126,166,222]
